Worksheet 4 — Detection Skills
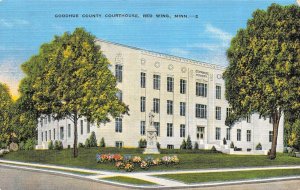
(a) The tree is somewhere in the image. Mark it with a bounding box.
[224,4,300,159]
[0,83,14,144]
[186,135,192,150]
[21,28,129,157]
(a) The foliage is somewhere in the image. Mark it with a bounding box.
[18,141,25,150]
[156,142,160,149]
[230,142,234,149]
[285,120,300,150]
[223,138,227,145]
[99,137,105,147]
[256,143,262,150]
[85,138,91,148]
[186,135,193,150]
[138,138,147,148]
[288,148,296,157]
[89,131,97,147]
[54,140,63,150]
[211,146,217,152]
[48,140,54,150]
[180,139,187,149]
[223,4,300,159]
[21,28,129,157]
[194,142,199,150]
[78,143,84,148]
[24,138,36,150]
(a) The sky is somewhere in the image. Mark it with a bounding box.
[0,0,296,96]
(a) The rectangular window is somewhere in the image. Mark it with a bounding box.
[45,131,47,141]
[115,141,123,148]
[247,130,251,142]
[196,82,207,97]
[167,100,173,115]
[153,74,160,90]
[48,115,51,123]
[87,121,90,133]
[53,129,55,140]
[216,106,221,120]
[141,72,146,88]
[269,131,273,142]
[167,77,174,92]
[197,126,205,139]
[40,119,43,127]
[60,127,64,140]
[180,102,186,116]
[140,121,146,136]
[68,124,71,138]
[115,64,123,82]
[116,91,122,101]
[216,127,221,140]
[237,129,241,141]
[115,118,122,133]
[167,123,173,137]
[154,122,160,136]
[42,132,43,141]
[140,97,146,112]
[153,98,160,113]
[49,130,51,140]
[216,85,221,99]
[80,120,83,135]
[195,104,207,118]
[167,145,174,149]
[226,128,231,140]
[226,108,232,118]
[180,124,185,138]
[246,115,251,123]
[180,79,186,94]
[44,117,47,124]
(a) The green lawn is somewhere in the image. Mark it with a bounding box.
[1,147,300,171]
[102,176,156,185]
[155,169,300,184]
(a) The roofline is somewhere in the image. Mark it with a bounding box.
[95,38,227,71]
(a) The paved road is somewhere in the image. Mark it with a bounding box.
[0,165,300,190]
[0,166,130,190]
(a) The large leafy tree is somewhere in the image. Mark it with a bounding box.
[21,28,129,157]
[0,83,14,144]
[224,4,300,159]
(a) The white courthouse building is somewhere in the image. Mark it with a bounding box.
[36,39,284,154]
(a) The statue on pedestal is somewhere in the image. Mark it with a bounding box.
[143,110,160,154]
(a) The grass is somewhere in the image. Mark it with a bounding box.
[102,176,156,185]
[1,147,300,171]
[155,169,300,184]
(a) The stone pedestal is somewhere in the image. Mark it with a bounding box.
[143,125,160,154]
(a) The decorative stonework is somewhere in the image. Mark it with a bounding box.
[154,62,160,68]
[217,74,222,79]
[181,67,187,73]
[210,74,214,81]
[115,53,123,64]
[189,70,194,78]
[141,58,146,65]
[168,64,174,70]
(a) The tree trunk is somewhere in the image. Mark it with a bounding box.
[269,109,281,160]
[73,113,78,158]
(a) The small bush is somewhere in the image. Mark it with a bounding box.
[211,146,217,152]
[138,139,147,148]
[78,142,84,148]
[194,142,199,150]
[156,142,160,149]
[48,140,54,150]
[89,131,97,147]
[54,140,63,150]
[288,148,296,157]
[19,141,25,150]
[230,142,234,148]
[0,141,8,149]
[186,135,193,149]
[100,137,106,147]
[256,143,262,150]
[85,138,91,148]
[24,139,36,150]
[180,139,187,149]
[223,138,227,145]
[283,147,288,153]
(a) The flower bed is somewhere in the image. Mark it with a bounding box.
[96,153,179,172]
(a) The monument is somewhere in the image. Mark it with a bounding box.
[143,110,160,154]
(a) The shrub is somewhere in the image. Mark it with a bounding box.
[283,147,288,153]
[99,137,106,147]
[194,142,199,150]
[48,140,54,150]
[223,138,227,145]
[19,141,25,150]
[230,142,234,148]
[89,131,97,147]
[85,138,91,148]
[156,142,160,149]
[78,142,84,148]
[138,139,147,148]
[180,139,186,149]
[0,141,8,149]
[186,135,192,149]
[54,140,63,150]
[288,148,296,157]
[211,146,217,152]
[24,139,36,150]
[256,143,262,150]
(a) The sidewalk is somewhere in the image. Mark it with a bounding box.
[1,159,300,188]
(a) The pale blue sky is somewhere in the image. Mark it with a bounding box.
[0,0,295,95]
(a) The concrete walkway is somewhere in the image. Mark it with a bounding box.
[1,159,300,188]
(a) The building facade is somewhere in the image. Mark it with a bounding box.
[36,39,284,153]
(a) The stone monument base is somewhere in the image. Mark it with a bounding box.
[143,147,160,154]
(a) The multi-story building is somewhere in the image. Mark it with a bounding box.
[36,39,284,154]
